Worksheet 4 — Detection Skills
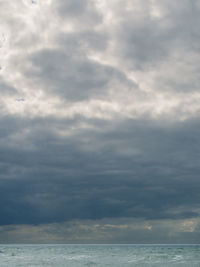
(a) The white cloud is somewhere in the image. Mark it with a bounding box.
[1,0,200,122]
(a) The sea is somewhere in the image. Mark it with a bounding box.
[0,244,200,266]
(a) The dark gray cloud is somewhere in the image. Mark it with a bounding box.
[114,0,200,70]
[0,115,200,227]
[28,49,113,101]
[27,45,134,101]
[56,0,102,27]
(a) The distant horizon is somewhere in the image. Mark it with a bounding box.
[1,243,200,245]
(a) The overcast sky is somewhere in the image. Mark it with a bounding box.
[1,0,200,243]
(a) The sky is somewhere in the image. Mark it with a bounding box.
[0,0,200,244]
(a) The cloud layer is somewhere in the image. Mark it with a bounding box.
[1,0,200,243]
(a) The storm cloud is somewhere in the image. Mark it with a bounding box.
[0,0,200,243]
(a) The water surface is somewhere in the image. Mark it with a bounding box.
[0,244,200,266]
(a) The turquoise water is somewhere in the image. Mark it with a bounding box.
[0,244,200,266]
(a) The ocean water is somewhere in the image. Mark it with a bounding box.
[0,244,200,266]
